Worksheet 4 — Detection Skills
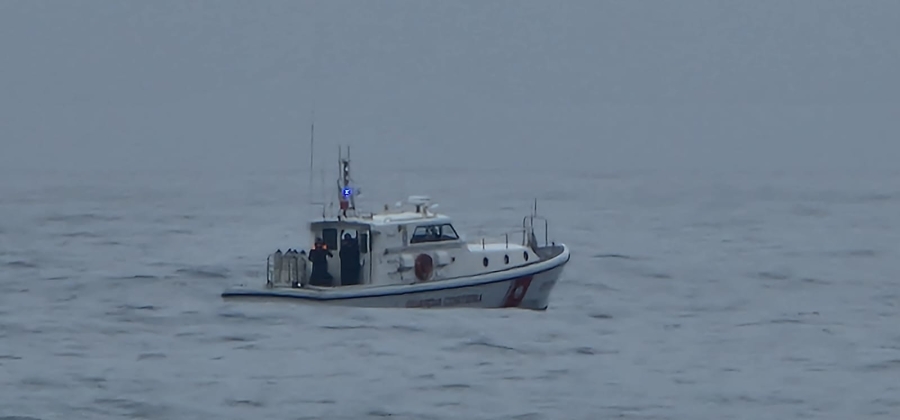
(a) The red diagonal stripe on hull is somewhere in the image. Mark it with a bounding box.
[501,275,534,307]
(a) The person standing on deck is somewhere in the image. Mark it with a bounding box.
[308,238,333,286]
[339,233,360,285]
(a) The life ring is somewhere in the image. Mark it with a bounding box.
[414,253,434,281]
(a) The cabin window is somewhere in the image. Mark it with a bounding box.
[440,224,459,240]
[322,228,338,250]
[360,233,369,254]
[410,223,460,243]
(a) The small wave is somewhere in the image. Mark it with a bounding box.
[861,359,900,372]
[456,337,524,354]
[103,304,158,317]
[19,377,61,389]
[5,261,37,269]
[76,375,107,388]
[218,334,264,343]
[59,231,101,238]
[106,274,158,281]
[320,324,376,331]
[55,294,76,302]
[43,213,121,223]
[174,267,229,279]
[755,271,790,281]
[164,228,193,235]
[430,383,471,390]
[592,253,639,260]
[388,325,425,332]
[872,398,900,409]
[234,344,257,351]
[826,249,878,259]
[535,368,571,381]
[123,304,158,311]
[217,311,247,319]
[860,192,900,203]
[509,413,545,420]
[801,277,831,286]
[53,351,86,358]
[225,399,264,408]
[767,318,803,325]
[136,353,166,361]
[737,318,804,327]
[580,281,618,292]
[216,311,270,322]
[292,399,336,407]
[174,330,203,338]
[92,398,169,418]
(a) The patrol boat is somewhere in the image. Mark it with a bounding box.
[220,147,570,310]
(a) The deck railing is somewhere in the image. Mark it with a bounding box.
[523,214,550,248]
[472,227,529,250]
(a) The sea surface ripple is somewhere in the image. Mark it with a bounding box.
[1,168,899,420]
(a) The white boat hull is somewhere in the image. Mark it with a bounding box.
[222,244,569,310]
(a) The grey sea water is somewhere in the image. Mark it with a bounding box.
[1,166,899,420]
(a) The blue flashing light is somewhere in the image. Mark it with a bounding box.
[342,187,352,197]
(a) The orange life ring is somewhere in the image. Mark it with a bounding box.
[414,253,434,281]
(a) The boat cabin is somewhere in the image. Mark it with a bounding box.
[303,206,467,287]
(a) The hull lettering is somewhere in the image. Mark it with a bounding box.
[405,293,483,308]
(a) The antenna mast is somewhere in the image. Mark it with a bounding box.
[308,109,315,207]
[307,14,323,218]
[337,145,355,218]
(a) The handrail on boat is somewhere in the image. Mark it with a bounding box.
[470,201,554,251]
[523,214,550,248]
[471,227,529,250]
[266,254,272,286]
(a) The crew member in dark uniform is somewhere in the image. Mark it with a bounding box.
[339,232,360,285]
[308,237,333,286]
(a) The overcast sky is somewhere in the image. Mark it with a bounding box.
[1,0,898,177]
